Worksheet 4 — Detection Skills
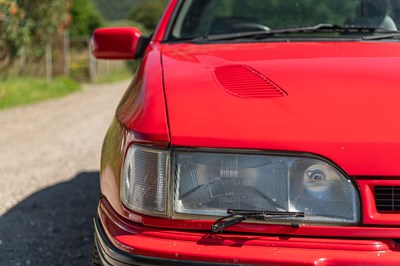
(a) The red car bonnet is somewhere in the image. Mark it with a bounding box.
[161,41,400,176]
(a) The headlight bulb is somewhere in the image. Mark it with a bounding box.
[303,164,332,192]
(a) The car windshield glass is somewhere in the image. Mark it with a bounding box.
[168,0,400,42]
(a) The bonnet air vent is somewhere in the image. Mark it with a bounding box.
[213,65,287,99]
[375,186,400,212]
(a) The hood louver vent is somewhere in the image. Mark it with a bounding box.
[213,65,287,99]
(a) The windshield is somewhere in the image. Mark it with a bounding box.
[168,0,400,41]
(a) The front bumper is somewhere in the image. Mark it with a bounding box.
[93,217,225,266]
[95,199,400,266]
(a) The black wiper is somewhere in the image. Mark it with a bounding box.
[211,209,305,233]
[193,24,395,43]
[362,32,400,40]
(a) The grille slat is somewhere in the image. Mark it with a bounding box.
[375,186,400,212]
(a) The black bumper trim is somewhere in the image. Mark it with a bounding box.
[93,217,238,266]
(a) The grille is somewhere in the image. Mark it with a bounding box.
[374,186,400,212]
[213,65,287,98]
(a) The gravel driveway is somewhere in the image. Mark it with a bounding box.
[0,81,129,265]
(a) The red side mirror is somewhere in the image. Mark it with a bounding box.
[91,27,142,60]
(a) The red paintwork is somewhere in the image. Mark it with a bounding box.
[99,45,170,215]
[358,179,400,225]
[116,45,169,142]
[119,208,400,239]
[152,0,179,42]
[92,27,142,59]
[161,42,400,176]
[94,0,400,264]
[118,198,400,239]
[100,198,400,265]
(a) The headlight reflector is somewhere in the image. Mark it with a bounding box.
[174,151,359,224]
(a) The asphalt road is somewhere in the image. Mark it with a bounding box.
[0,81,129,265]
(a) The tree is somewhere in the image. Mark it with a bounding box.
[0,0,70,60]
[93,0,144,21]
[129,0,168,32]
[69,0,104,37]
[0,2,20,67]
[0,0,31,62]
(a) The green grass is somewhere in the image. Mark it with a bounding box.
[0,77,81,109]
[94,66,135,84]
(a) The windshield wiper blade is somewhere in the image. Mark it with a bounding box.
[363,32,400,40]
[265,23,391,34]
[193,23,395,43]
[211,209,305,233]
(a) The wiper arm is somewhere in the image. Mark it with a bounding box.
[211,209,305,233]
[193,24,395,43]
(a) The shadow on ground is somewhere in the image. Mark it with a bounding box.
[0,172,100,266]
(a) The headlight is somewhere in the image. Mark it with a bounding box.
[120,145,169,216]
[174,151,359,224]
[121,146,360,225]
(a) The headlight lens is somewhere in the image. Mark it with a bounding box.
[121,146,359,224]
[174,151,359,224]
[120,145,169,216]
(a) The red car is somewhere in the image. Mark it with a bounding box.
[91,0,400,265]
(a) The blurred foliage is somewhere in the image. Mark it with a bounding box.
[94,66,133,84]
[105,19,148,33]
[92,0,144,21]
[128,0,168,32]
[69,0,104,37]
[0,0,150,52]
[106,19,145,29]
[0,0,70,62]
[92,0,169,32]
[0,0,105,70]
[69,57,89,81]
[0,0,30,58]
[126,60,141,74]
